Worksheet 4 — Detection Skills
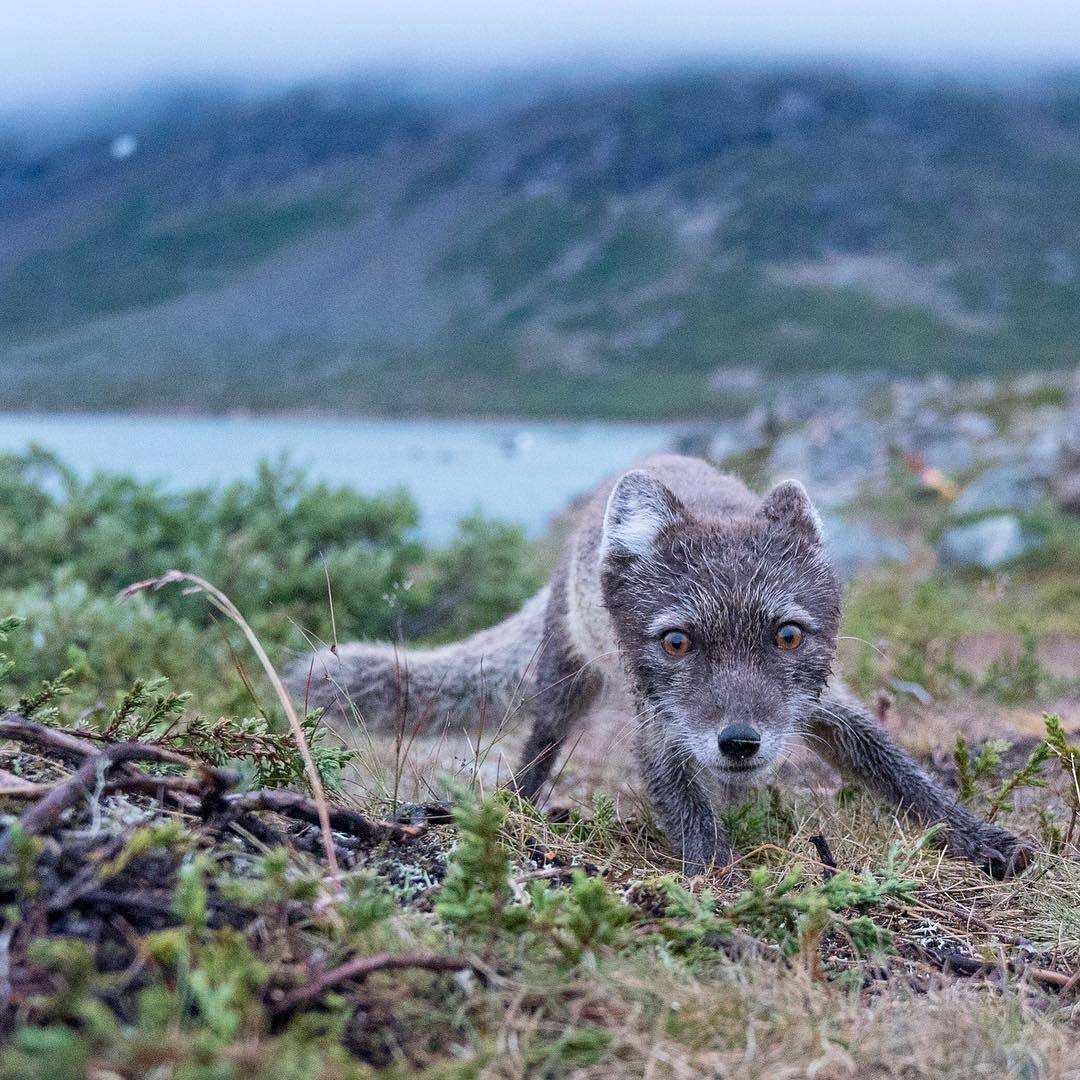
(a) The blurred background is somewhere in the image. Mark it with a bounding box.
[2,1,1080,539]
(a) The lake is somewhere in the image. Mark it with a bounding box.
[0,414,683,542]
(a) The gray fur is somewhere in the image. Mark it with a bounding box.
[285,454,1032,879]
[288,586,550,733]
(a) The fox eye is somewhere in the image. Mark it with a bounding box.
[661,629,693,657]
[775,623,804,650]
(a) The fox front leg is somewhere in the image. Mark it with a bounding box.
[809,682,1034,879]
[636,730,734,875]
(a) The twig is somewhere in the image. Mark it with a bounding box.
[73,888,177,920]
[807,835,838,879]
[219,790,424,845]
[0,737,237,856]
[270,952,478,1014]
[0,714,114,763]
[513,866,576,885]
[905,944,1076,992]
[122,571,341,881]
[0,771,223,803]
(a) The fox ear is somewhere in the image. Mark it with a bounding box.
[758,479,824,546]
[600,470,685,560]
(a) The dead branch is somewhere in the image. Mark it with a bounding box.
[220,789,424,844]
[0,713,113,763]
[0,736,238,855]
[807,834,838,879]
[903,943,1076,994]
[0,714,421,865]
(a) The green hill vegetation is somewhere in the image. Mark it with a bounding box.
[4,69,1080,417]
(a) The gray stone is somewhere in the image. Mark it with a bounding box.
[822,518,909,581]
[707,366,763,394]
[706,428,742,462]
[952,465,1043,516]
[951,411,997,441]
[938,515,1041,570]
[767,411,887,507]
[918,435,975,473]
[1054,471,1080,515]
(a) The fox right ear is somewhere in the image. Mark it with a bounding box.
[758,479,825,546]
[600,470,685,560]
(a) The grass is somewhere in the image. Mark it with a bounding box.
[0,451,1077,1075]
[2,696,1079,1077]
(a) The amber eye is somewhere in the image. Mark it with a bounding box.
[775,623,804,650]
[661,630,693,657]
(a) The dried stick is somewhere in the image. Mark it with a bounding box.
[807,835,838,879]
[0,736,237,856]
[221,789,423,844]
[906,944,1076,993]
[0,714,113,763]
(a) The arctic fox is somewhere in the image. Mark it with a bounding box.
[287,455,1031,878]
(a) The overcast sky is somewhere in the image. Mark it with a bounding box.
[5,1,1080,112]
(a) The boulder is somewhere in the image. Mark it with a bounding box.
[951,411,997,441]
[706,427,743,463]
[938,515,1041,570]
[1053,471,1080,515]
[952,465,1043,516]
[767,411,887,507]
[822,518,909,581]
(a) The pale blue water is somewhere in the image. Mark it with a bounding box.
[0,414,681,542]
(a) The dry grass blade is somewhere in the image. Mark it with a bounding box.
[121,570,341,882]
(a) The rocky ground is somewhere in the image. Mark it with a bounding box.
[700,366,1080,577]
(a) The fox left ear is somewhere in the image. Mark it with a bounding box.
[758,479,824,546]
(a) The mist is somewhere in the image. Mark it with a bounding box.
[6,0,1080,115]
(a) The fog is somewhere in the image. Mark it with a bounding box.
[5,0,1080,113]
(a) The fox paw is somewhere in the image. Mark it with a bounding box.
[949,824,1036,880]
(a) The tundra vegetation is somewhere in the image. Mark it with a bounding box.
[0,443,1077,1078]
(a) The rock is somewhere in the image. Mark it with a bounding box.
[889,678,933,705]
[706,428,742,462]
[951,411,997,441]
[706,406,776,461]
[890,374,954,420]
[952,465,1044,516]
[886,405,993,473]
[707,366,764,394]
[1008,405,1069,478]
[918,435,975,473]
[767,411,887,507]
[1053,471,1080,515]
[938,515,1041,570]
[822,518,909,581]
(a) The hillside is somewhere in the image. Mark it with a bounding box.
[4,69,1080,418]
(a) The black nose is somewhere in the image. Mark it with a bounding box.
[718,723,761,761]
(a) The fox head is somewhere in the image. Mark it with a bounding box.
[598,469,841,788]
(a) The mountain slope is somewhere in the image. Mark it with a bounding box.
[3,70,1080,418]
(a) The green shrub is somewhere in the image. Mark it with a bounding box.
[0,450,543,713]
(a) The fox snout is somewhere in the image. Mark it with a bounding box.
[717,723,761,761]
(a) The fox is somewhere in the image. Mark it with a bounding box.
[287,454,1033,878]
